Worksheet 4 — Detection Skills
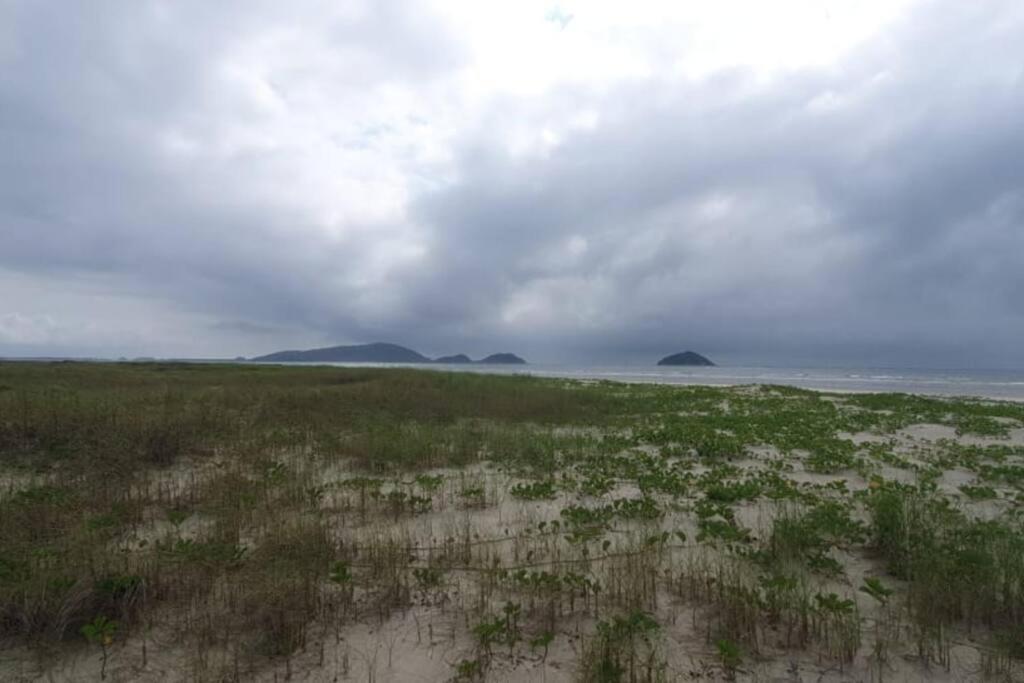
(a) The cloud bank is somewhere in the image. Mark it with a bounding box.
[1,0,1022,366]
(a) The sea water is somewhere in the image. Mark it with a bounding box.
[325,362,1024,401]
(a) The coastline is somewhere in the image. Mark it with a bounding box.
[236,359,1024,402]
[2,361,1024,681]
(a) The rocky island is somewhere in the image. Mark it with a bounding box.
[657,350,715,366]
[251,343,527,365]
[251,342,430,363]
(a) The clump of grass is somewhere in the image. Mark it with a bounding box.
[811,592,861,664]
[767,501,865,574]
[959,484,998,500]
[80,615,118,680]
[577,611,665,682]
[867,485,1024,663]
[716,638,742,680]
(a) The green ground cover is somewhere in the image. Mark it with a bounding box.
[1,362,1023,681]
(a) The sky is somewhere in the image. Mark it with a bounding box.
[1,0,1022,367]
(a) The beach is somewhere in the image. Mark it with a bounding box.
[2,362,1024,681]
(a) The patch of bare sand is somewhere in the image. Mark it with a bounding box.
[900,422,1021,447]
[838,431,896,446]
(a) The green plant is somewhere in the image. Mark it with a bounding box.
[414,474,444,492]
[80,615,118,679]
[328,560,353,585]
[167,508,190,527]
[716,638,743,678]
[859,577,893,605]
[453,657,483,681]
[959,484,998,500]
[459,485,486,508]
[578,611,662,682]
[530,631,554,661]
[412,567,444,592]
[510,480,558,500]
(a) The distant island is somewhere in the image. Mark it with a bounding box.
[252,342,429,363]
[250,343,527,365]
[657,350,715,366]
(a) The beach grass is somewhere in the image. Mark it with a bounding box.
[2,361,1024,680]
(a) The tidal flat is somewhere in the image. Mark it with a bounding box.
[2,362,1024,681]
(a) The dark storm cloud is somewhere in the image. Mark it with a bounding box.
[0,0,463,351]
[406,1,1024,364]
[0,0,1022,365]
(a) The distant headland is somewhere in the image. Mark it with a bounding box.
[656,350,715,366]
[250,342,527,365]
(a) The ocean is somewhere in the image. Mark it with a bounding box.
[323,362,1024,401]
[15,357,1023,401]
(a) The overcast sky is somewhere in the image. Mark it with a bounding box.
[1,1,1022,367]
